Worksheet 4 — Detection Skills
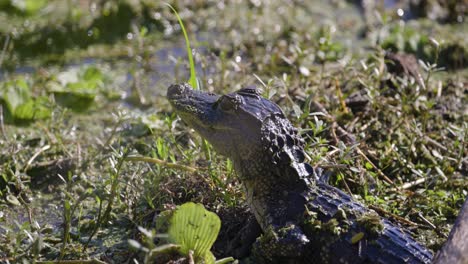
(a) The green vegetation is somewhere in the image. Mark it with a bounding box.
[168,202,222,263]
[166,3,198,89]
[0,0,466,263]
[0,78,51,123]
[128,202,231,263]
[0,0,47,15]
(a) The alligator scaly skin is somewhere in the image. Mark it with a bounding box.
[167,83,433,263]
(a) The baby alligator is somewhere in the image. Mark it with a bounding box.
[167,83,441,263]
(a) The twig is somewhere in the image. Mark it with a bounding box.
[329,122,340,145]
[125,156,199,173]
[102,117,124,149]
[36,259,107,264]
[0,34,10,71]
[415,211,448,238]
[341,174,353,195]
[84,197,103,252]
[216,257,236,264]
[356,147,394,185]
[0,105,6,140]
[24,145,51,172]
[394,177,428,191]
[316,163,348,169]
[102,151,128,223]
[416,212,437,230]
[369,205,418,226]
[334,78,348,114]
[188,250,195,264]
[132,70,147,106]
[424,135,448,151]
[17,195,33,227]
[309,101,356,145]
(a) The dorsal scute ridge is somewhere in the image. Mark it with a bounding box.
[262,113,306,164]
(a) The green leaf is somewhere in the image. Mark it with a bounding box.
[82,66,103,84]
[14,100,35,120]
[32,96,52,120]
[6,194,21,206]
[168,202,221,262]
[66,81,98,93]
[24,0,47,14]
[11,0,47,15]
[128,239,143,250]
[215,257,235,264]
[351,232,365,244]
[2,79,30,113]
[49,66,104,111]
[165,3,198,89]
[0,79,52,123]
[204,251,216,264]
[13,96,51,121]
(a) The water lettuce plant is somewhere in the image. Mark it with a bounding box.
[168,202,221,264]
[0,78,51,123]
[0,0,47,15]
[48,66,104,111]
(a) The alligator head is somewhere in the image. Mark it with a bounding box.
[167,83,313,182]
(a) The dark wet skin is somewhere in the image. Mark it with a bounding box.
[167,83,434,263]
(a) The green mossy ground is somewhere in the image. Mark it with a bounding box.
[0,0,466,263]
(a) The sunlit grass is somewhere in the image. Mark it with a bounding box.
[0,1,466,262]
[165,3,198,89]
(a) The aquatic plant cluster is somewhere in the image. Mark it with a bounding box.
[0,0,466,263]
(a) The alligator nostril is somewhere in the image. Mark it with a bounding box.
[167,83,188,98]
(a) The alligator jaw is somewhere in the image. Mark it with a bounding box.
[167,83,219,128]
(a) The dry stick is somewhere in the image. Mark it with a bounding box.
[310,101,394,185]
[133,70,147,106]
[0,105,6,141]
[334,78,349,114]
[329,121,340,145]
[125,155,199,173]
[188,250,195,264]
[416,212,437,230]
[17,195,33,227]
[36,123,57,145]
[318,163,347,169]
[102,118,124,149]
[24,145,51,172]
[369,205,418,227]
[356,147,394,185]
[83,198,103,252]
[416,212,448,239]
[411,122,448,151]
[77,142,82,169]
[36,259,107,264]
[393,177,428,191]
[0,34,10,70]
[309,100,361,193]
[340,172,353,195]
[424,135,448,151]
[310,101,355,145]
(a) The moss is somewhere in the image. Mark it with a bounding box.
[356,211,385,236]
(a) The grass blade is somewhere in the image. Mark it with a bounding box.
[165,3,198,89]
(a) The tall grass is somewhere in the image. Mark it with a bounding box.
[165,3,198,89]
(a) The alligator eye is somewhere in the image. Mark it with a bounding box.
[218,95,241,111]
[237,86,262,98]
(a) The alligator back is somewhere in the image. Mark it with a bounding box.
[302,181,433,264]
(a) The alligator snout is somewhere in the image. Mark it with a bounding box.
[167,83,190,99]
